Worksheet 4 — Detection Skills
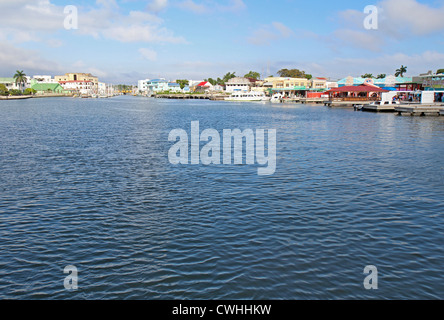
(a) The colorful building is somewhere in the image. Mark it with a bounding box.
[55,73,99,87]
[31,83,66,94]
[225,77,252,93]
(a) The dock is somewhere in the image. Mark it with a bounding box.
[0,95,33,100]
[395,105,444,116]
[300,98,328,104]
[154,94,227,101]
[361,104,397,112]
[324,100,375,107]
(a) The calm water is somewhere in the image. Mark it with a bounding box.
[0,96,443,300]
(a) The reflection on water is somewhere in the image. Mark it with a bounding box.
[0,96,443,299]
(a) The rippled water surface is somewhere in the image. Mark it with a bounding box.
[0,96,443,299]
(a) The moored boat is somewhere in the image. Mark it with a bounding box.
[225,91,270,102]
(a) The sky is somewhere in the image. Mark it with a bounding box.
[1,0,444,84]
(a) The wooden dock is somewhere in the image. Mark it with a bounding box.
[155,94,227,101]
[300,98,328,104]
[395,105,444,116]
[361,104,397,112]
[325,100,374,107]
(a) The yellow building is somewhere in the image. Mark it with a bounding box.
[54,73,99,87]
[311,77,328,90]
[264,77,310,97]
[264,77,310,90]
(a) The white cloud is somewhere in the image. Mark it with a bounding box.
[380,0,444,36]
[329,29,385,52]
[176,0,246,14]
[0,0,185,44]
[139,48,158,61]
[147,0,169,13]
[338,0,444,37]
[0,42,63,76]
[248,22,294,46]
[218,0,246,12]
[178,0,209,14]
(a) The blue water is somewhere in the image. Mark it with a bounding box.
[0,96,443,299]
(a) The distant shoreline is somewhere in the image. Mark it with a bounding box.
[0,94,73,100]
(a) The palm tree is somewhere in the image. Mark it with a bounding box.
[395,66,407,77]
[376,74,386,79]
[13,70,27,93]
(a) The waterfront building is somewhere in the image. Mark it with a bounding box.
[0,77,32,91]
[225,77,252,93]
[138,79,150,93]
[168,83,182,93]
[147,79,169,93]
[420,71,444,90]
[311,77,328,90]
[0,78,21,91]
[264,77,310,97]
[338,75,423,92]
[326,80,339,89]
[58,80,94,94]
[188,80,205,88]
[31,83,66,94]
[55,73,99,88]
[98,82,114,96]
[326,83,389,102]
[194,81,214,93]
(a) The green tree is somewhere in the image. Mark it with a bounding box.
[361,73,374,78]
[9,89,23,96]
[277,68,312,79]
[13,70,27,92]
[376,74,386,79]
[436,69,444,74]
[222,72,236,84]
[205,78,217,86]
[24,88,36,95]
[0,84,9,96]
[395,65,407,77]
[176,79,189,89]
[244,71,261,80]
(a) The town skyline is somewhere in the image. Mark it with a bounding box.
[1,0,444,84]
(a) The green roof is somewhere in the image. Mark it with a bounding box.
[0,78,15,84]
[31,83,65,92]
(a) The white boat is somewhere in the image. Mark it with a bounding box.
[271,93,284,103]
[225,91,270,102]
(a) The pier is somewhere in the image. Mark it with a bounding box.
[361,104,397,112]
[300,98,328,104]
[0,95,33,100]
[154,94,228,101]
[395,105,444,116]
[324,100,375,107]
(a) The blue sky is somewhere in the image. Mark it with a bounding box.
[1,0,444,83]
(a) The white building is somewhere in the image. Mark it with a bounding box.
[33,75,56,83]
[59,80,94,94]
[138,79,150,93]
[98,82,115,96]
[225,77,252,93]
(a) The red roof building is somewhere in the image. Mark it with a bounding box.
[326,83,389,102]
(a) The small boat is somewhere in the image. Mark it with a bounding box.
[271,93,284,103]
[225,91,270,102]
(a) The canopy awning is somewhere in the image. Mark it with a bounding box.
[326,84,389,94]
